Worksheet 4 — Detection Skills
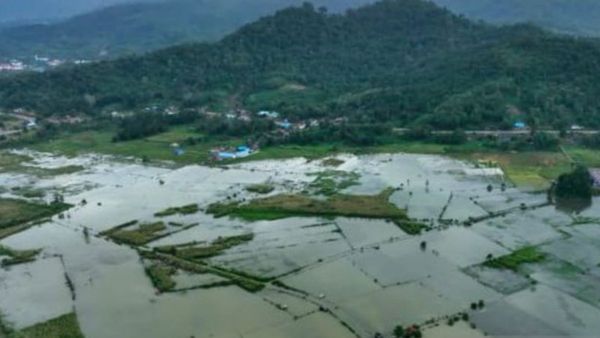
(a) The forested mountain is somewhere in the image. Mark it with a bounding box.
[1,0,600,130]
[0,0,374,59]
[432,0,600,37]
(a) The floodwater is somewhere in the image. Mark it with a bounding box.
[1,150,599,338]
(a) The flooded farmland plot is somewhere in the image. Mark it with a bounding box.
[1,150,599,338]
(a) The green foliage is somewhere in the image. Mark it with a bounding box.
[246,184,275,194]
[157,234,254,260]
[103,221,166,246]
[11,313,84,338]
[0,151,83,177]
[154,204,199,217]
[321,158,345,167]
[145,264,177,292]
[484,246,546,271]
[207,188,423,233]
[0,0,374,59]
[113,113,168,142]
[2,0,600,131]
[532,132,560,150]
[0,245,41,267]
[432,129,468,145]
[308,170,360,196]
[555,165,592,199]
[0,198,71,232]
[394,325,405,338]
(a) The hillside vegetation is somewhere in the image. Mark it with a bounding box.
[1,0,600,130]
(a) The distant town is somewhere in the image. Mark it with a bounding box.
[0,55,91,73]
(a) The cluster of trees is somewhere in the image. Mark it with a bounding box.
[404,128,468,145]
[113,110,199,142]
[265,123,396,147]
[555,165,593,199]
[580,134,600,149]
[113,113,168,142]
[1,0,600,131]
[393,324,422,338]
[196,117,275,138]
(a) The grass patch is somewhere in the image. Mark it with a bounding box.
[308,170,360,196]
[145,263,177,292]
[0,245,41,267]
[140,240,270,292]
[321,158,345,167]
[208,188,424,234]
[0,152,32,173]
[29,128,243,165]
[160,234,255,260]
[484,246,546,271]
[0,198,71,239]
[246,184,275,194]
[10,187,45,199]
[37,165,84,176]
[563,146,600,167]
[103,221,166,246]
[154,204,199,217]
[0,151,83,177]
[140,250,208,274]
[465,151,572,189]
[13,313,84,338]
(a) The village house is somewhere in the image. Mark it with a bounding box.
[210,145,256,161]
[257,110,280,119]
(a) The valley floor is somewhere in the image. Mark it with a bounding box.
[0,149,599,338]
[16,126,597,190]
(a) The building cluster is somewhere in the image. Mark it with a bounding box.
[210,145,256,161]
[0,60,25,71]
[0,108,90,143]
[0,56,91,73]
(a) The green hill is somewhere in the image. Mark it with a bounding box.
[1,0,600,130]
[0,0,374,59]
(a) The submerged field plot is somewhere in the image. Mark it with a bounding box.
[1,150,599,338]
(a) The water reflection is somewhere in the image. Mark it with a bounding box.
[555,196,592,214]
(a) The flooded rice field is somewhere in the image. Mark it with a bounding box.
[1,150,599,338]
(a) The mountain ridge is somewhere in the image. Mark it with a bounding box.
[0,0,375,59]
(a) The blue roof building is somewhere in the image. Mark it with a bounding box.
[217,152,237,159]
[513,121,526,129]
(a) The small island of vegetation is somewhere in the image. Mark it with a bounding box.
[207,188,426,234]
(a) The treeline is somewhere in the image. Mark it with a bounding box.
[113,110,199,142]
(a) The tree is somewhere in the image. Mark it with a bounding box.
[532,132,559,150]
[555,165,592,199]
[393,325,404,338]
